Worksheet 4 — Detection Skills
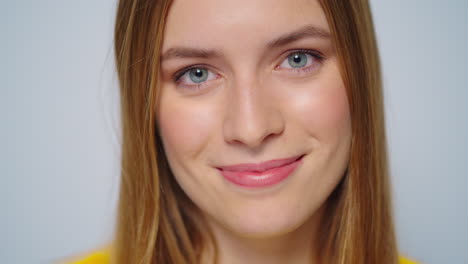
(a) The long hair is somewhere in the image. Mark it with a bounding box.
[112,0,398,263]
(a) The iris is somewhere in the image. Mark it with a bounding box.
[288,52,308,68]
[189,68,209,83]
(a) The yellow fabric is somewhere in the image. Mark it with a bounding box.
[400,257,419,264]
[70,251,418,264]
[70,251,109,264]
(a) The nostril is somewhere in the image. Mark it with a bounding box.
[222,95,285,148]
[229,130,280,148]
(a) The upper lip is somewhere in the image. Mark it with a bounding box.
[217,155,303,173]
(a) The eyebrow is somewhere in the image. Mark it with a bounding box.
[160,24,331,62]
[160,47,222,62]
[266,25,331,49]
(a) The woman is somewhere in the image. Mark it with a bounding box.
[74,0,417,263]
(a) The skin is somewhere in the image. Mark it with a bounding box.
[157,0,352,263]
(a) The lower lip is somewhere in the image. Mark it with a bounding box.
[219,157,303,188]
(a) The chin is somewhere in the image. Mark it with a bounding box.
[213,197,318,239]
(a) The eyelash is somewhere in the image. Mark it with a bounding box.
[172,49,325,89]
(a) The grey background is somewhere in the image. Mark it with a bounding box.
[2,0,467,263]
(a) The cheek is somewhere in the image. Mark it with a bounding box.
[157,96,218,161]
[288,73,351,141]
[306,87,350,137]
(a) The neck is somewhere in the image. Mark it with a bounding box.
[201,208,323,264]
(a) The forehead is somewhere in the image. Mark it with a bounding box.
[162,0,329,51]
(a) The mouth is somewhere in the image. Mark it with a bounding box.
[216,155,305,188]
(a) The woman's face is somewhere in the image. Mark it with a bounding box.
[157,0,351,238]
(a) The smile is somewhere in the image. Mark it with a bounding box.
[216,155,304,188]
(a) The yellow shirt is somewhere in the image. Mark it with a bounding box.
[71,252,109,264]
[71,251,419,264]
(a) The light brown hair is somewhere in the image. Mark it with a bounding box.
[113,0,398,263]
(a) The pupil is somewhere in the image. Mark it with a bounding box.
[293,55,302,63]
[194,69,203,77]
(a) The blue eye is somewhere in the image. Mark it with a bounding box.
[176,67,217,86]
[279,51,321,70]
[288,52,308,68]
[189,68,209,83]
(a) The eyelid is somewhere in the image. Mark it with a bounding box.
[288,49,324,59]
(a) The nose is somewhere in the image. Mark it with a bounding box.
[223,78,285,149]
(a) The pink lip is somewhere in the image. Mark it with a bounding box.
[217,155,304,188]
